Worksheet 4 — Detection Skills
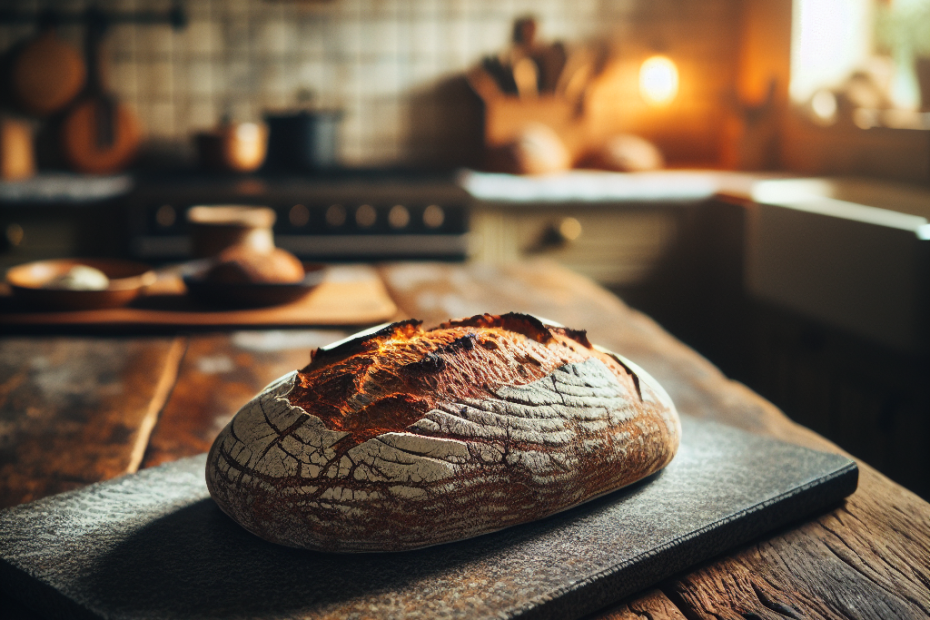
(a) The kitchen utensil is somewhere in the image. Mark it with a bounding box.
[195,121,268,173]
[480,56,518,95]
[533,42,567,93]
[0,416,856,620]
[556,46,597,105]
[503,18,566,97]
[182,262,325,308]
[186,205,276,258]
[512,56,539,99]
[466,65,505,101]
[60,18,141,175]
[512,16,537,48]
[10,21,86,116]
[0,117,35,180]
[264,110,341,171]
[5,258,156,310]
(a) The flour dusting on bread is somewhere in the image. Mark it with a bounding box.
[206,313,680,552]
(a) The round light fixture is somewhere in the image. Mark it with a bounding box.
[639,55,679,106]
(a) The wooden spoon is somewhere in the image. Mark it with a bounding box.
[556,46,596,105]
[513,57,539,99]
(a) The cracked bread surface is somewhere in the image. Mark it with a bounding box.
[206,313,681,552]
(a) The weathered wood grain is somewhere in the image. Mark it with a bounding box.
[380,261,930,620]
[0,336,184,509]
[664,467,930,620]
[141,330,349,468]
[585,589,688,620]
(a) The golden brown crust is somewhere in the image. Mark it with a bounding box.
[289,313,642,448]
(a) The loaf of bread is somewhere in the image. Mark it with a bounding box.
[203,246,305,284]
[206,313,680,552]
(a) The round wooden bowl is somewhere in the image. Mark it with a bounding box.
[6,259,157,310]
[183,263,325,308]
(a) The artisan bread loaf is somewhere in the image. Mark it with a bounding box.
[206,313,680,552]
[203,246,305,284]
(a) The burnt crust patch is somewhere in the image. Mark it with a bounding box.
[305,319,423,372]
[439,313,556,344]
[551,326,592,348]
[402,351,447,375]
[440,313,594,349]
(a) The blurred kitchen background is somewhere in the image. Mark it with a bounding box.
[1,0,750,169]
[1,0,929,497]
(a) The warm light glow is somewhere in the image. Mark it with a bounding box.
[790,0,872,103]
[639,55,679,105]
[810,89,838,124]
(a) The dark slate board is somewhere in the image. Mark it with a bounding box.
[0,416,857,620]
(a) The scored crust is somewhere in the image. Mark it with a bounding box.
[206,313,681,552]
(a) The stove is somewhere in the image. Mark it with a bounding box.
[128,171,471,262]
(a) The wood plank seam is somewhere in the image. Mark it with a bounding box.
[126,337,187,474]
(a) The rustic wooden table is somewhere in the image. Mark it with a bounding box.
[2,261,929,619]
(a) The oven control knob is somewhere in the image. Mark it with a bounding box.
[388,205,410,229]
[289,204,310,227]
[356,204,377,227]
[326,204,346,227]
[5,223,24,247]
[423,204,444,228]
[155,204,176,228]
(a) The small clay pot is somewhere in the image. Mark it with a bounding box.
[187,205,276,258]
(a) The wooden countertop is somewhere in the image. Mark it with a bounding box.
[2,261,929,619]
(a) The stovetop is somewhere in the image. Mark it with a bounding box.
[128,170,472,262]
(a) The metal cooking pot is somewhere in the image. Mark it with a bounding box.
[263,110,342,171]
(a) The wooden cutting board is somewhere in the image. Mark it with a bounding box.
[0,265,397,330]
[0,416,857,620]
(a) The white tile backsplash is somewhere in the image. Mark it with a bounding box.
[183,20,221,55]
[186,59,215,96]
[186,99,219,132]
[146,100,175,138]
[145,60,175,98]
[0,0,738,167]
[136,26,173,58]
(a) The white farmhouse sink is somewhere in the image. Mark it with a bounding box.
[746,178,929,353]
